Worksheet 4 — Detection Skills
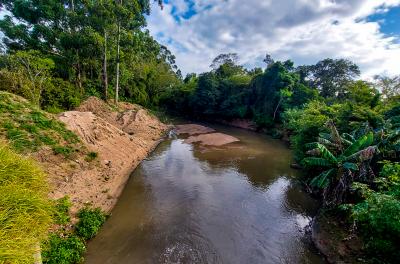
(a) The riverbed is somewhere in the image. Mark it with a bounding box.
[85,125,325,264]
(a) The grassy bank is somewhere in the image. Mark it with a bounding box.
[0,91,82,156]
[0,142,53,263]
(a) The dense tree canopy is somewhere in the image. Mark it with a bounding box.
[0,0,178,107]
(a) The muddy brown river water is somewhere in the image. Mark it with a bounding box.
[85,125,325,264]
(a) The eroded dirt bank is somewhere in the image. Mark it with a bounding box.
[43,97,169,215]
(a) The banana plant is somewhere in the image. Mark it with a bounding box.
[302,124,378,206]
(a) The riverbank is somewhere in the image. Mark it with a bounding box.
[48,97,170,215]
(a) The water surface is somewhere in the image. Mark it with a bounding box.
[85,125,324,264]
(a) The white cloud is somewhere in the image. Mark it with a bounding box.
[147,0,400,77]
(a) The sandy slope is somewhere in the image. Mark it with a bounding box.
[43,97,169,215]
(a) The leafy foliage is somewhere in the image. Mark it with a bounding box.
[42,234,86,264]
[75,208,107,240]
[302,123,377,206]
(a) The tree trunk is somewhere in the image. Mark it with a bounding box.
[273,97,283,120]
[115,22,120,104]
[103,30,108,101]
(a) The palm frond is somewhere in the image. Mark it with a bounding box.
[327,120,343,148]
[342,162,358,171]
[345,146,378,162]
[319,132,331,141]
[310,168,336,188]
[342,132,374,157]
[342,133,355,143]
[312,143,338,163]
[306,148,320,156]
[302,157,333,167]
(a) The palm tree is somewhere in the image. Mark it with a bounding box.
[302,122,378,206]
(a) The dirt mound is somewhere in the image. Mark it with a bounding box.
[48,98,169,214]
[76,96,168,138]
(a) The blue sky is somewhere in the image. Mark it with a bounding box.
[368,5,400,37]
[147,0,400,77]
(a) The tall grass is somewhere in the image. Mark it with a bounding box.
[0,142,53,263]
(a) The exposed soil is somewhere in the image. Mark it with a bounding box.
[39,97,169,216]
[175,124,216,135]
[312,211,365,264]
[175,124,240,146]
[185,132,240,146]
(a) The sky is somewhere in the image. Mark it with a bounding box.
[146,0,400,78]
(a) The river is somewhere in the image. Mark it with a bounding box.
[85,124,325,264]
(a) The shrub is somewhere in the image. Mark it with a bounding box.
[75,208,107,240]
[41,234,86,264]
[349,162,400,263]
[352,191,400,263]
[0,143,53,263]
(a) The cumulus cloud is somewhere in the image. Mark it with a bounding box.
[147,0,400,77]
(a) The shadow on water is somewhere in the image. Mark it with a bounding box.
[85,125,325,264]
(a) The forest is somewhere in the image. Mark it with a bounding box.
[0,0,399,263]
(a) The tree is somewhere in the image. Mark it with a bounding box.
[210,53,239,70]
[0,0,166,103]
[303,122,378,206]
[374,75,400,99]
[0,50,55,105]
[263,53,274,67]
[300,58,360,98]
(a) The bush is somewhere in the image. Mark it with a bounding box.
[41,234,86,264]
[41,78,81,111]
[75,208,107,240]
[349,162,400,263]
[352,192,400,263]
[0,143,53,263]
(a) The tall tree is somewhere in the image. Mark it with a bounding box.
[299,58,360,98]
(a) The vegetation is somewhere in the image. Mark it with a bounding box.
[0,91,82,156]
[159,52,400,261]
[0,143,53,264]
[0,0,399,262]
[75,208,107,240]
[42,197,107,264]
[0,0,179,109]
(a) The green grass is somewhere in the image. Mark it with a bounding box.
[0,92,82,157]
[0,143,53,264]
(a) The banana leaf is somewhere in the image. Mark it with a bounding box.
[310,168,335,188]
[342,132,374,157]
[302,157,334,167]
[343,162,358,171]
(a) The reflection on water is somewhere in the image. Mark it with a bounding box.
[85,125,325,264]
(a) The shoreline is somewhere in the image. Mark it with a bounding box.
[40,97,171,216]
